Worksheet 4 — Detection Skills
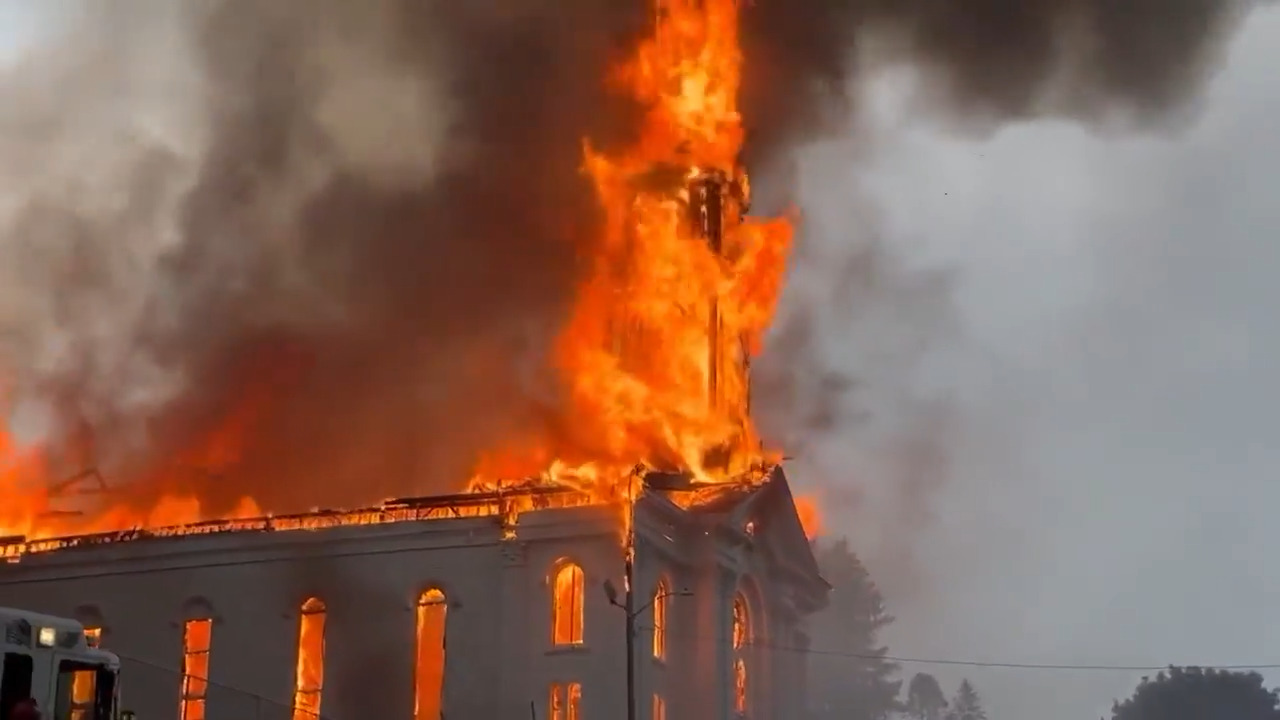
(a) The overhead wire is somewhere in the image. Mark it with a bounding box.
[633,624,1280,672]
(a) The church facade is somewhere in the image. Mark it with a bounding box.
[0,467,827,720]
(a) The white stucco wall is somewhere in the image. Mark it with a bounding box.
[0,489,822,720]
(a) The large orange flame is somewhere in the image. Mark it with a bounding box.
[0,0,819,546]
[470,0,792,499]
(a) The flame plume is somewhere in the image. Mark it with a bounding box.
[469,0,793,506]
[0,0,802,544]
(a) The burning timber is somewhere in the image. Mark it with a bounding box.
[0,485,595,562]
[0,466,827,720]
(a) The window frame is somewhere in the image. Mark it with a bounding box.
[550,561,586,647]
[415,588,449,720]
[731,592,751,716]
[179,617,213,720]
[292,597,327,720]
[548,681,582,720]
[652,578,669,661]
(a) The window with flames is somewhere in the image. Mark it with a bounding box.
[731,594,750,716]
[292,597,327,720]
[652,579,669,661]
[549,682,582,720]
[415,589,448,720]
[179,618,212,720]
[551,562,585,646]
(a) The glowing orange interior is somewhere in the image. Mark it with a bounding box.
[415,589,448,720]
[180,618,212,720]
[293,597,327,720]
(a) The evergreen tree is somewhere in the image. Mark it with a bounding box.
[1112,666,1280,720]
[945,679,986,720]
[905,673,948,720]
[808,537,903,720]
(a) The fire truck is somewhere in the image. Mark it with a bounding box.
[0,607,130,720]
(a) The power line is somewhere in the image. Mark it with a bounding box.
[637,624,1280,673]
[795,647,1280,672]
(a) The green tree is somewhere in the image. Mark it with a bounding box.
[1112,666,1280,720]
[808,537,902,720]
[945,679,986,720]
[904,673,948,720]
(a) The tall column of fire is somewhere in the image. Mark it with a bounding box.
[686,166,754,470]
[471,0,793,501]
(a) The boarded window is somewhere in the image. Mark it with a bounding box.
[551,562,585,646]
[549,682,582,720]
[179,618,212,720]
[292,597,327,720]
[415,589,448,720]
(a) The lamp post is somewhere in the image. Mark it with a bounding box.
[604,577,692,720]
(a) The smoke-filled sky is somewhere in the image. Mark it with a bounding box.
[3,2,1280,719]
[785,7,1280,720]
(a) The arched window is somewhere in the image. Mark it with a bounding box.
[179,617,213,720]
[293,597,327,720]
[551,562,585,646]
[415,589,448,720]
[731,593,750,715]
[732,594,749,650]
[652,579,669,660]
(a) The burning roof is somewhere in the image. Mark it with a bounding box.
[0,0,810,546]
[0,464,810,565]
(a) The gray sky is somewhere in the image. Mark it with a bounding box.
[792,6,1280,719]
[0,3,52,62]
[1,3,1277,719]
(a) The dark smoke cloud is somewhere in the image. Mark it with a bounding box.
[0,0,648,515]
[741,0,1252,155]
[741,0,1254,566]
[0,0,1258,516]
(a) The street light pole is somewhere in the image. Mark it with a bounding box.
[625,554,637,720]
[605,478,692,720]
[604,578,693,720]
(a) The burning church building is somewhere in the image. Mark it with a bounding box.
[0,0,829,718]
[0,467,826,720]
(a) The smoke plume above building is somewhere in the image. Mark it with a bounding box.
[0,0,1255,517]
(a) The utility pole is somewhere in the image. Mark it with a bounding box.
[605,568,692,720]
[604,474,692,720]
[625,553,637,720]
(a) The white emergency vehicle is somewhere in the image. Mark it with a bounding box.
[0,607,127,720]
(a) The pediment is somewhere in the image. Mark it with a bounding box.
[738,466,825,590]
